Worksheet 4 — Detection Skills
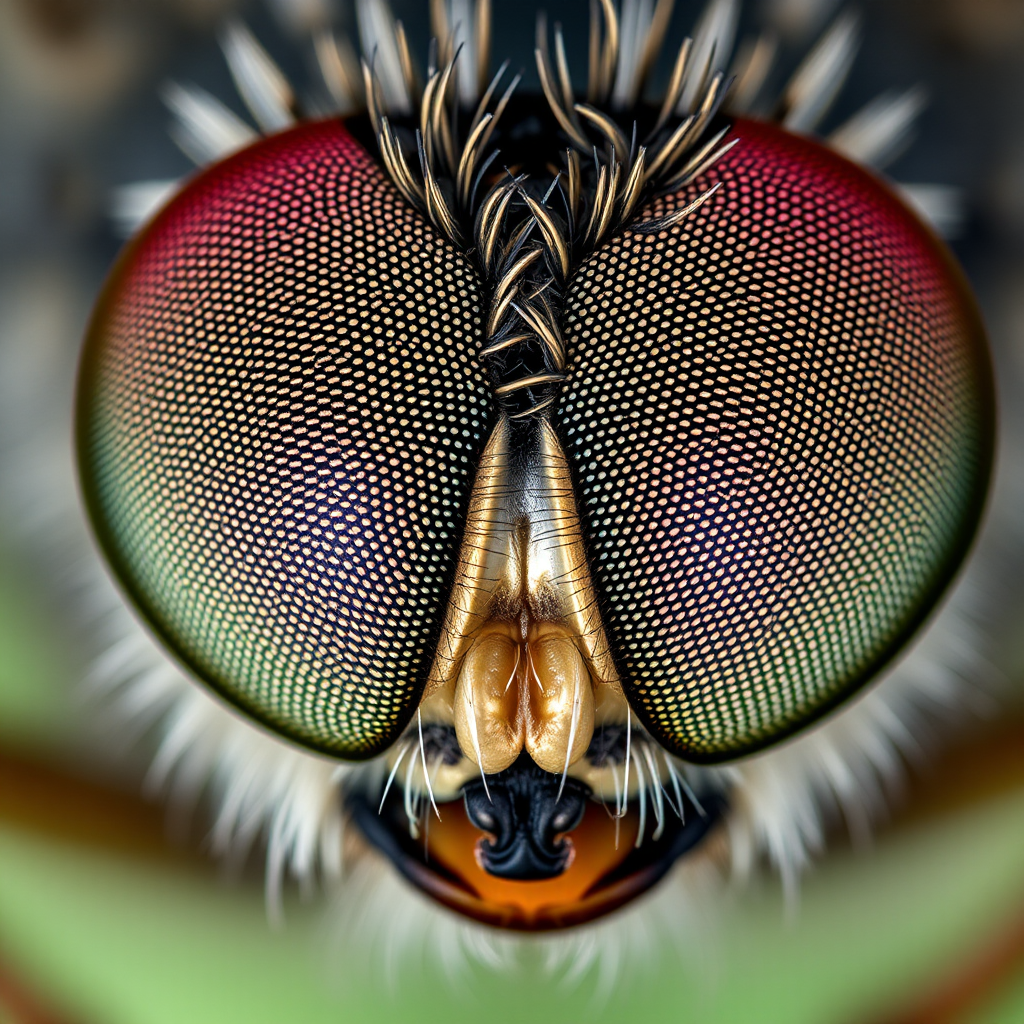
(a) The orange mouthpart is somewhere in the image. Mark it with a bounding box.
[403,798,655,931]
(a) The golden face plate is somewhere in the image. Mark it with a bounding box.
[422,415,627,774]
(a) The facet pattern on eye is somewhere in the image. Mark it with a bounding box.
[560,119,991,761]
[78,120,489,758]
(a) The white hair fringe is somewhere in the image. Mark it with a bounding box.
[69,514,994,983]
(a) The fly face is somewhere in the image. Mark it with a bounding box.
[76,5,993,933]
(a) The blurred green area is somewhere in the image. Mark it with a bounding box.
[0,551,76,754]
[2,506,1024,1024]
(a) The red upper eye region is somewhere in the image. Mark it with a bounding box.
[561,118,993,760]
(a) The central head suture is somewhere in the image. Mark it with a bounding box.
[363,0,735,421]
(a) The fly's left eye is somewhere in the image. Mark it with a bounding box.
[77,121,492,758]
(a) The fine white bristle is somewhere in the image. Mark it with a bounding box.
[728,31,779,114]
[611,0,653,109]
[463,685,492,801]
[666,758,687,823]
[557,654,583,802]
[446,0,479,106]
[642,743,666,840]
[220,21,297,133]
[896,183,966,238]
[162,82,258,165]
[315,30,361,114]
[109,179,180,238]
[780,11,860,132]
[417,709,442,821]
[379,742,411,813]
[678,0,739,114]
[621,714,632,818]
[356,0,413,114]
[829,86,928,167]
[402,744,421,836]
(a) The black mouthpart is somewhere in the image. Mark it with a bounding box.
[346,756,727,931]
[462,753,588,880]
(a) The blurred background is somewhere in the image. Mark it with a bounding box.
[1,0,1024,1021]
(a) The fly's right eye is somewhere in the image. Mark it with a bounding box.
[559,118,992,762]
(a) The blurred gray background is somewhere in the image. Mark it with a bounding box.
[1,3,1024,1021]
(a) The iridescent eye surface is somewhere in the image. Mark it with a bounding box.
[77,108,991,768]
[78,121,492,758]
[560,118,992,760]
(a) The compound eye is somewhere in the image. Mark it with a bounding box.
[559,119,993,762]
[77,121,491,759]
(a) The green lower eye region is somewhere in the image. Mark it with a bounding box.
[77,121,490,759]
[561,119,993,760]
